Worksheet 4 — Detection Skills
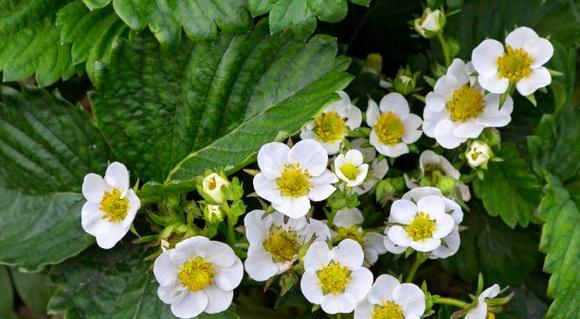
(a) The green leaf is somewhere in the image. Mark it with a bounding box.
[528,106,580,184]
[56,2,129,82]
[500,286,548,319]
[92,22,352,183]
[537,174,580,319]
[0,86,109,270]
[49,244,238,319]
[0,267,17,319]
[473,143,542,228]
[0,0,75,86]
[546,42,577,113]
[11,270,54,314]
[442,204,541,286]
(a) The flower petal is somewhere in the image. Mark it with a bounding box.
[154,251,177,286]
[321,293,357,314]
[393,283,426,318]
[204,286,233,314]
[447,59,469,85]
[388,226,412,247]
[257,142,290,178]
[345,149,364,166]
[244,248,279,282]
[434,119,465,149]
[383,233,407,254]
[289,140,328,176]
[516,67,551,96]
[433,213,455,239]
[472,39,504,76]
[417,195,445,218]
[368,274,400,304]
[333,239,365,270]
[452,121,485,139]
[379,93,410,118]
[366,99,380,126]
[94,223,128,250]
[253,173,282,204]
[425,92,447,112]
[478,73,510,94]
[410,238,441,252]
[273,196,311,219]
[214,258,243,291]
[345,268,374,301]
[434,75,459,97]
[170,291,208,319]
[104,162,129,192]
[199,240,237,268]
[334,208,364,228]
[402,187,442,202]
[82,173,109,203]
[390,200,418,225]
[304,241,332,271]
[346,105,363,129]
[525,37,553,68]
[354,300,374,319]
[505,26,538,49]
[243,210,271,245]
[430,227,460,259]
[300,269,324,303]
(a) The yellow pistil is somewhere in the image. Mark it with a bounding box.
[340,163,360,180]
[100,188,129,223]
[374,112,405,145]
[446,86,485,122]
[276,163,312,198]
[263,226,299,263]
[371,300,404,319]
[406,212,436,241]
[177,257,216,292]
[317,261,352,294]
[313,111,347,143]
[335,226,366,246]
[207,176,217,190]
[496,45,533,82]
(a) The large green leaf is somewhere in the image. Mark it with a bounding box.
[56,2,129,82]
[48,244,238,319]
[442,205,541,286]
[0,86,109,270]
[0,267,16,319]
[537,174,580,319]
[0,0,75,86]
[92,22,352,183]
[11,270,54,314]
[473,143,542,228]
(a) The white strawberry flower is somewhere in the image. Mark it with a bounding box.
[466,141,492,168]
[465,285,501,319]
[367,93,423,157]
[332,208,387,266]
[201,173,229,204]
[243,209,331,281]
[385,188,456,252]
[354,274,426,319]
[350,138,390,195]
[300,239,373,314]
[81,162,140,249]
[153,236,243,319]
[253,140,338,219]
[472,27,553,96]
[301,91,362,154]
[334,150,369,187]
[423,59,513,149]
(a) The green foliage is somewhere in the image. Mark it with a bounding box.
[0,267,17,319]
[537,174,580,318]
[0,86,109,270]
[0,0,75,86]
[443,206,541,286]
[11,271,54,314]
[473,143,542,228]
[91,22,352,182]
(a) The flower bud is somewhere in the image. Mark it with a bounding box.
[414,8,446,38]
[436,175,457,196]
[201,173,230,204]
[204,204,224,223]
[393,65,419,95]
[466,141,492,168]
[363,53,383,75]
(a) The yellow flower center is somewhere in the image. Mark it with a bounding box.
[317,261,352,294]
[276,163,312,198]
[99,188,129,223]
[207,176,218,190]
[335,226,366,246]
[446,86,485,122]
[340,163,360,180]
[371,300,404,319]
[263,226,299,263]
[374,112,405,145]
[496,46,534,82]
[177,257,216,292]
[405,212,436,241]
[313,111,347,143]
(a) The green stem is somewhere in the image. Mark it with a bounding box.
[405,253,428,283]
[433,297,470,309]
[437,33,451,66]
[223,202,236,246]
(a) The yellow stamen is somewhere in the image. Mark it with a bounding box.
[374,112,405,145]
[446,86,484,122]
[340,163,360,180]
[177,257,216,292]
[496,45,533,82]
[100,188,129,223]
[406,212,436,241]
[276,163,312,198]
[371,300,404,319]
[263,226,299,263]
[313,111,347,143]
[317,261,352,294]
[335,227,366,246]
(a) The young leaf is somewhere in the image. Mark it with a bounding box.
[473,143,542,228]
[537,174,580,319]
[0,86,109,270]
[92,22,352,183]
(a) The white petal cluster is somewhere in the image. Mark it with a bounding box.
[301,91,362,154]
[384,187,461,254]
[253,140,338,219]
[301,240,373,314]
[334,150,369,187]
[81,162,140,249]
[154,236,244,319]
[355,274,425,319]
[472,27,553,96]
[423,59,513,149]
[350,138,389,195]
[244,209,331,281]
[332,208,387,266]
[367,93,423,157]
[465,285,501,319]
